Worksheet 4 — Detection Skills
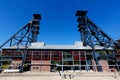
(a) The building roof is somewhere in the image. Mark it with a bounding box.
[3,41,113,50]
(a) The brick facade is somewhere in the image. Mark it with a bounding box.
[10,60,22,69]
[31,61,50,72]
[99,60,109,72]
[92,60,109,72]
[91,60,97,71]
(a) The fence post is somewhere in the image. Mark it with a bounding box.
[113,69,117,79]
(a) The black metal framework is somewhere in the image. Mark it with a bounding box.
[0,14,41,72]
[75,10,119,48]
[0,14,41,48]
[75,10,120,71]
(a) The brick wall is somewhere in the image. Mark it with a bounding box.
[99,60,109,72]
[91,60,97,72]
[31,61,50,72]
[92,60,109,72]
[10,60,22,69]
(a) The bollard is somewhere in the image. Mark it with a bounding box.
[113,69,117,79]
[64,74,67,79]
[69,74,71,79]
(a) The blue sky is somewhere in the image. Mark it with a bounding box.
[0,0,120,45]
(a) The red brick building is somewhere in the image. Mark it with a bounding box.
[0,41,115,72]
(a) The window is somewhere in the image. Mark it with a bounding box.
[80,51,85,54]
[33,67,35,69]
[63,51,72,59]
[36,67,39,69]
[80,54,85,58]
[43,54,48,58]
[54,54,60,58]
[33,67,39,69]
[51,61,62,65]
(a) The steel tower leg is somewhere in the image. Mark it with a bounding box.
[0,14,41,73]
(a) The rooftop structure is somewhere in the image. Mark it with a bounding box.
[3,41,113,50]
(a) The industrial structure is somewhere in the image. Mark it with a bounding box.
[0,11,120,72]
[0,14,41,72]
[76,10,120,72]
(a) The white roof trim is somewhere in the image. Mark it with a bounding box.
[2,41,113,50]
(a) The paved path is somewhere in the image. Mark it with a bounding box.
[0,71,120,80]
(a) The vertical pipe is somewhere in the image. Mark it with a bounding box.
[72,51,75,72]
[50,50,52,72]
[62,50,63,72]
[85,51,89,72]
[92,46,102,72]
[79,51,81,72]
